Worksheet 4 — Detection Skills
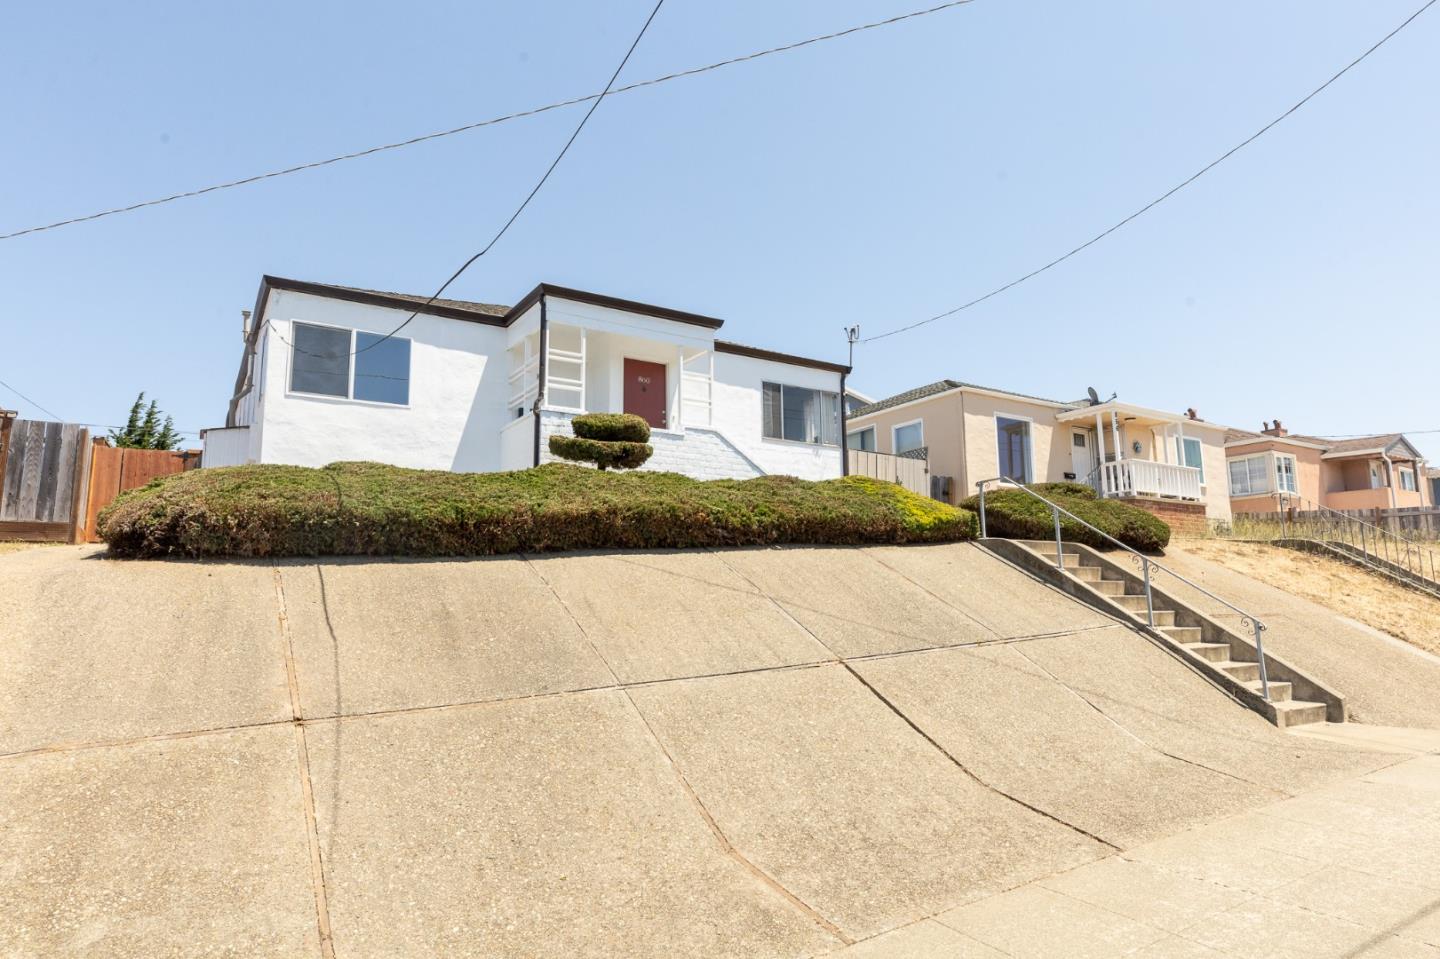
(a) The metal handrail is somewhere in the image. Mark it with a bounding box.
[1272,492,1439,585]
[977,477,1271,700]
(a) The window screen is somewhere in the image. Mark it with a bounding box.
[354,333,410,405]
[1176,436,1204,482]
[848,427,876,451]
[762,382,839,445]
[290,323,350,397]
[894,422,923,454]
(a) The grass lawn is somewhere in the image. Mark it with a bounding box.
[99,461,977,558]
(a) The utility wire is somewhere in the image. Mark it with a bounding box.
[862,0,1438,343]
[0,0,976,243]
[278,0,666,361]
[0,376,64,421]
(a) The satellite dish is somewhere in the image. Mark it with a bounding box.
[1086,387,1101,406]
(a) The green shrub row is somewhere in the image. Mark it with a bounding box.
[959,481,1171,552]
[98,461,979,558]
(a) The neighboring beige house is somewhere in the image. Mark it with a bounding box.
[1225,422,1431,513]
[845,380,1231,530]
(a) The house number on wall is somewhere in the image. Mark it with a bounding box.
[637,376,651,387]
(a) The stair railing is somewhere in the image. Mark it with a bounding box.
[977,477,1271,700]
[1272,492,1439,589]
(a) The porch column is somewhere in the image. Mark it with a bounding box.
[674,345,684,432]
[1093,411,1106,494]
[1111,410,1123,461]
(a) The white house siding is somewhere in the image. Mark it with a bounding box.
[253,289,510,472]
[710,350,845,481]
[539,410,762,480]
[199,427,253,468]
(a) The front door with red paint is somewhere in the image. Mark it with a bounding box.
[623,358,668,429]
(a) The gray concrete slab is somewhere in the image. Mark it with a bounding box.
[936,884,1171,958]
[1012,625,1397,794]
[716,546,995,658]
[1159,545,1440,729]
[0,725,320,957]
[853,635,1280,847]
[627,663,1108,940]
[862,543,1114,639]
[529,551,833,682]
[825,919,1008,958]
[279,558,616,719]
[0,546,292,754]
[302,690,837,959]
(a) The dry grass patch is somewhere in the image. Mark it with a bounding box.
[1175,539,1440,655]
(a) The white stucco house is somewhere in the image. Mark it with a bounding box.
[203,276,851,481]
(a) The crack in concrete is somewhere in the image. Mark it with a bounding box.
[710,550,1123,854]
[273,567,337,959]
[520,554,853,946]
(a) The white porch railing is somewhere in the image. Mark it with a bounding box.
[1096,459,1202,501]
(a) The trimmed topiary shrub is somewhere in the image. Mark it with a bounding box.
[959,485,1170,552]
[571,412,651,443]
[550,413,654,470]
[96,461,980,558]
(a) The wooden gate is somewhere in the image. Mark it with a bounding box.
[82,444,197,542]
[0,417,93,542]
[847,449,930,498]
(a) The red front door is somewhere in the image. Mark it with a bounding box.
[623,358,668,429]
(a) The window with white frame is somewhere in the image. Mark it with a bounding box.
[761,382,839,445]
[893,420,924,454]
[1275,453,1297,493]
[1399,467,1417,492]
[1175,436,1204,483]
[289,322,411,405]
[848,426,876,451]
[996,416,1032,483]
[1228,454,1271,496]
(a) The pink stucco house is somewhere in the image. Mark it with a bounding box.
[1225,421,1430,514]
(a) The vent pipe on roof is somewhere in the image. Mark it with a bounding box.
[241,309,252,341]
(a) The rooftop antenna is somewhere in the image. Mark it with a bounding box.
[844,325,860,368]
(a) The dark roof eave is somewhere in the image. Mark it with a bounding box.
[506,283,726,330]
[712,340,848,374]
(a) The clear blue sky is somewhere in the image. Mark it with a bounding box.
[3,1,1436,459]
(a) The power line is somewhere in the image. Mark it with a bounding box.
[0,0,976,243]
[284,0,669,362]
[862,0,1438,343]
[0,376,64,421]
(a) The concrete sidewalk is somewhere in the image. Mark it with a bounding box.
[839,726,1440,958]
[1,543,1436,957]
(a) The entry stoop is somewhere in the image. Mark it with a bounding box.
[982,539,1344,729]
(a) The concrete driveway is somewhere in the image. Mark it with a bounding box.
[2,542,1436,957]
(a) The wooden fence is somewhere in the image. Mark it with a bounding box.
[0,417,93,542]
[848,449,930,498]
[1241,506,1440,540]
[0,412,200,544]
[82,443,198,542]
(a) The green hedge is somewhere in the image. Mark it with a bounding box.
[959,482,1170,552]
[571,412,650,443]
[548,435,653,470]
[98,461,979,558]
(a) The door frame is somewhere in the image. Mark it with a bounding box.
[1069,426,1095,481]
[622,356,669,430]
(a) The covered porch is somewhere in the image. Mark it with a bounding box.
[506,317,716,432]
[1055,402,1204,502]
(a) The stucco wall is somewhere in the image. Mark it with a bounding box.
[711,351,844,480]
[1226,439,1323,512]
[846,393,964,500]
[960,392,1071,492]
[253,289,510,472]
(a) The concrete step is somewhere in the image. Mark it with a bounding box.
[1215,660,1261,683]
[1246,680,1292,703]
[1184,642,1230,663]
[1139,609,1176,628]
[1162,626,1203,643]
[1070,566,1103,583]
[1113,594,1149,612]
[1272,700,1328,728]
[1092,579,1127,597]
